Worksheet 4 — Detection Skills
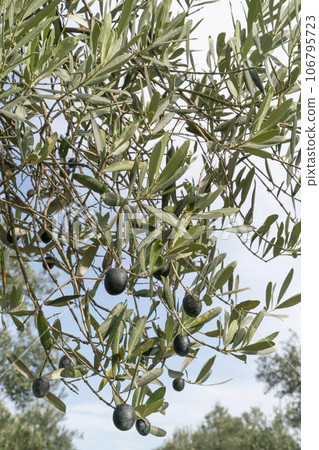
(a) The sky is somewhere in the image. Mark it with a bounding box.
[53,1,301,449]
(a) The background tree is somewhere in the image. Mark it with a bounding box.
[0,0,300,438]
[0,403,78,450]
[154,403,300,450]
[256,330,301,433]
[0,247,80,449]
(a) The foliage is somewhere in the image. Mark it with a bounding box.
[155,403,300,450]
[0,0,300,436]
[256,330,301,431]
[0,402,78,450]
[0,248,53,407]
[0,249,80,448]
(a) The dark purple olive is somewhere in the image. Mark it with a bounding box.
[172,377,185,392]
[40,226,53,244]
[173,334,191,357]
[32,376,50,398]
[135,418,151,436]
[153,263,171,281]
[58,355,75,368]
[113,404,136,431]
[42,255,57,270]
[183,294,202,318]
[6,229,20,245]
[104,268,128,295]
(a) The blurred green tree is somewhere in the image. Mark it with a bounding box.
[256,331,301,432]
[0,248,80,449]
[155,403,299,450]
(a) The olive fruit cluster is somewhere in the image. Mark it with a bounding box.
[112,404,151,436]
[31,353,75,399]
[103,262,172,296]
[30,232,202,437]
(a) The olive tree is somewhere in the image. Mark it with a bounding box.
[0,0,300,438]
